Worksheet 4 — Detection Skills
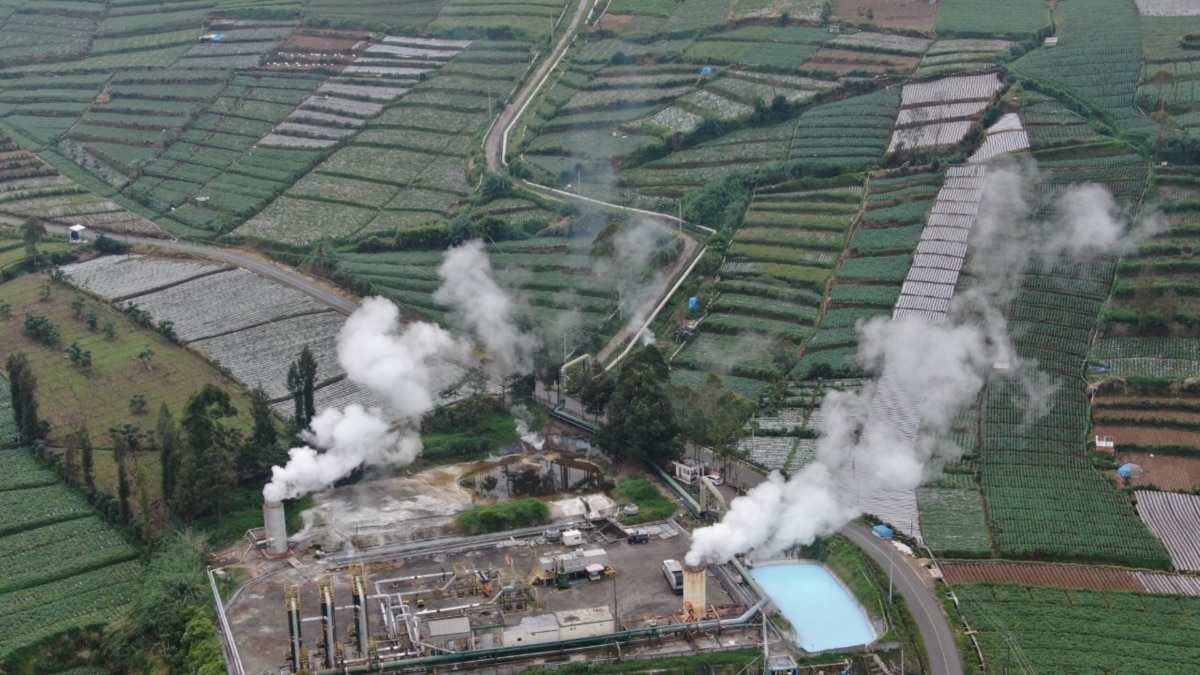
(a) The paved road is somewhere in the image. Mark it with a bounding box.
[483,0,594,172]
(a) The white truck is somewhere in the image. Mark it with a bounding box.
[662,559,683,595]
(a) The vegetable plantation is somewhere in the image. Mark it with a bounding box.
[0,446,141,660]
[976,150,1169,568]
[954,584,1200,673]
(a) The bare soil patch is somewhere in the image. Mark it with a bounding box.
[1096,409,1200,423]
[940,561,1144,592]
[830,0,938,31]
[595,13,633,32]
[1093,425,1200,447]
[803,48,919,74]
[1116,453,1200,491]
[280,30,369,54]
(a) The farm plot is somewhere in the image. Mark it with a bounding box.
[887,73,1003,153]
[801,47,919,75]
[1092,338,1200,378]
[830,32,931,55]
[235,195,376,244]
[968,113,1029,163]
[797,169,943,377]
[257,33,467,148]
[123,268,328,342]
[1135,0,1200,16]
[0,559,141,661]
[915,39,1016,78]
[59,254,228,301]
[1011,0,1147,131]
[935,0,1049,38]
[976,151,1168,567]
[830,0,937,31]
[956,585,1200,673]
[917,486,992,557]
[191,311,345,401]
[940,562,1144,592]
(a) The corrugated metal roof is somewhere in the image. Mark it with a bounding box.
[917,240,968,257]
[905,266,959,284]
[897,294,951,312]
[913,253,965,271]
[921,226,970,243]
[892,307,947,324]
[931,200,980,216]
[901,280,956,298]
[927,213,975,229]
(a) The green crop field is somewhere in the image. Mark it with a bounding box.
[0,419,141,662]
[955,585,1200,673]
[1011,0,1147,132]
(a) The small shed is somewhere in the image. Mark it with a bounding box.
[554,606,614,640]
[68,224,87,242]
[1044,36,1059,48]
[872,524,894,539]
[502,613,559,647]
[426,616,472,651]
[1096,435,1116,453]
[673,458,704,484]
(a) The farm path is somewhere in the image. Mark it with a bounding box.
[689,445,964,675]
[483,0,595,173]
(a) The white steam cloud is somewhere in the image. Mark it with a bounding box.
[435,239,539,376]
[687,317,1000,565]
[686,161,1154,566]
[263,240,535,502]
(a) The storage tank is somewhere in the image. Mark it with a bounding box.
[683,564,706,619]
[263,500,288,555]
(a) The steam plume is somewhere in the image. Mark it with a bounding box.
[435,239,539,376]
[687,162,1153,565]
[264,241,537,502]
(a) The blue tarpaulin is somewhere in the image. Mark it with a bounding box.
[700,66,713,76]
[872,524,893,539]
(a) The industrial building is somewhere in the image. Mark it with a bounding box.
[224,501,761,674]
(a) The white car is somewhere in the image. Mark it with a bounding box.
[706,474,723,486]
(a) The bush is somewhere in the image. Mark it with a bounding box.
[613,477,677,524]
[456,498,550,535]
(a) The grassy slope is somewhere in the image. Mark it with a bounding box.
[0,271,256,469]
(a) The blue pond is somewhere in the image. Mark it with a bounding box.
[750,562,877,652]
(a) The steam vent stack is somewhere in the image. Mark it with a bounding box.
[683,564,706,618]
[264,500,288,555]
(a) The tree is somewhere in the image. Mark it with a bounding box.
[597,345,681,465]
[1147,68,1175,112]
[130,393,147,414]
[67,341,92,370]
[21,217,45,269]
[241,386,280,477]
[286,361,303,430]
[109,423,151,524]
[77,424,95,489]
[157,403,182,506]
[297,345,318,426]
[71,296,86,319]
[7,353,44,442]
[103,320,116,340]
[85,309,99,330]
[173,385,238,522]
[0,299,11,319]
[137,346,155,371]
[575,360,615,417]
[673,373,754,473]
